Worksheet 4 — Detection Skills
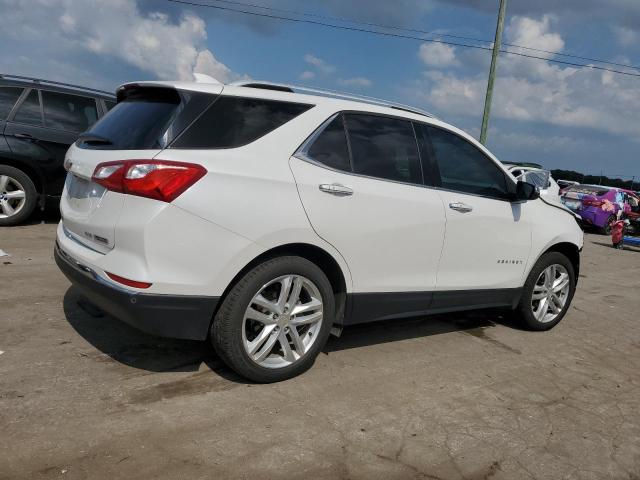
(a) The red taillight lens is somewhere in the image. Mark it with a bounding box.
[106,272,152,289]
[583,199,604,207]
[92,160,206,202]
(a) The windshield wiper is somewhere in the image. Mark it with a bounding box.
[77,133,113,145]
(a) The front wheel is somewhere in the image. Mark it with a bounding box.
[211,256,335,383]
[515,252,576,331]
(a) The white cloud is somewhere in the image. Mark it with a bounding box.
[613,26,638,47]
[338,77,373,88]
[418,42,459,67]
[412,16,640,139]
[299,70,316,81]
[303,54,336,75]
[0,0,242,88]
[506,15,564,58]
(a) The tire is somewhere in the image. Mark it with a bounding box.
[0,165,38,226]
[211,256,335,383]
[515,252,576,331]
[601,215,616,235]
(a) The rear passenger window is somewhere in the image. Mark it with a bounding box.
[42,91,98,132]
[104,100,116,111]
[306,115,351,171]
[173,96,313,149]
[0,87,24,120]
[12,89,42,126]
[423,125,510,199]
[345,113,422,184]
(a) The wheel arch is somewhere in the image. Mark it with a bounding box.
[541,242,581,283]
[215,242,349,326]
[0,156,45,195]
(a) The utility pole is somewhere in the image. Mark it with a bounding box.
[480,0,508,145]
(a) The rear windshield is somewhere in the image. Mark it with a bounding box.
[78,87,214,150]
[565,185,610,196]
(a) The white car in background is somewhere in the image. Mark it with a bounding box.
[55,79,583,382]
[507,165,562,204]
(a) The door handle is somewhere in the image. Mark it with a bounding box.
[449,202,473,213]
[319,183,353,197]
[14,133,34,139]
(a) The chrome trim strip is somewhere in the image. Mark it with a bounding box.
[62,225,105,255]
[55,241,133,294]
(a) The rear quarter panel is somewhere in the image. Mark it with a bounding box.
[156,104,354,293]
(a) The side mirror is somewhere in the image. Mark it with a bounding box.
[516,180,540,201]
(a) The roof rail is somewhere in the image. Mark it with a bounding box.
[231,80,436,119]
[0,73,114,97]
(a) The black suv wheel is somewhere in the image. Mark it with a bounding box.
[0,165,38,226]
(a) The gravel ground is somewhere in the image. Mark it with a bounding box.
[1,221,639,480]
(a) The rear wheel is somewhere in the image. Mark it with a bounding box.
[0,165,37,226]
[515,252,576,331]
[211,256,334,383]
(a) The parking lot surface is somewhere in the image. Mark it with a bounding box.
[1,222,640,480]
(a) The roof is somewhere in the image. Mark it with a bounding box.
[116,78,506,166]
[116,79,437,121]
[0,73,114,99]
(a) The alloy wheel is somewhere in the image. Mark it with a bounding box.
[531,264,571,323]
[0,175,27,219]
[242,274,324,369]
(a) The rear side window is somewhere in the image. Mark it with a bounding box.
[172,96,313,149]
[345,113,422,185]
[104,100,116,111]
[306,115,351,172]
[0,87,24,120]
[12,89,42,126]
[42,91,98,132]
[423,125,509,199]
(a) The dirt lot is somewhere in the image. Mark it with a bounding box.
[1,220,640,480]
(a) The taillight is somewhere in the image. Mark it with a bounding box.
[106,272,152,289]
[583,198,604,207]
[92,160,206,202]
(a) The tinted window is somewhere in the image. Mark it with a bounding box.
[12,89,42,126]
[345,113,422,184]
[307,115,351,171]
[104,100,116,111]
[173,96,313,149]
[42,91,98,132]
[80,88,184,150]
[424,126,509,199]
[0,87,24,120]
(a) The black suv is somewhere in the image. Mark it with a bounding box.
[0,74,115,225]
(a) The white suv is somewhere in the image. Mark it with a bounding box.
[55,80,583,382]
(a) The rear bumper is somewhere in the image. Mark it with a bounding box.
[55,242,219,340]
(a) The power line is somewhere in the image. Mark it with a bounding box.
[165,0,640,78]
[181,0,640,72]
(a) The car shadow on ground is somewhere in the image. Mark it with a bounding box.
[63,287,521,381]
[63,287,248,384]
[20,207,61,226]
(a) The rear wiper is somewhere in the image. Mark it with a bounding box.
[77,133,113,145]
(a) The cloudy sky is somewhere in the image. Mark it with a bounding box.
[1,0,639,178]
